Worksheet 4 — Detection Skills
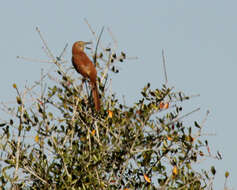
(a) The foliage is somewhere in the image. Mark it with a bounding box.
[0,29,221,190]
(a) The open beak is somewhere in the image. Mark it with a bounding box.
[83,41,92,49]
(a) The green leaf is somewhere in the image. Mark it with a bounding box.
[211,166,216,175]
[225,171,229,178]
[0,123,6,127]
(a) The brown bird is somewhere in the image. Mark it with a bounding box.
[72,41,100,111]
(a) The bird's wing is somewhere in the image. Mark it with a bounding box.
[72,52,93,78]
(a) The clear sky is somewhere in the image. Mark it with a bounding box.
[1,1,236,189]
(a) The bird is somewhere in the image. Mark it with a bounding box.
[72,41,100,111]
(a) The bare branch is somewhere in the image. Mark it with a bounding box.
[162,49,168,85]
[36,27,55,61]
[167,107,200,126]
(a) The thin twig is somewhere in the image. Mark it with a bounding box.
[23,165,49,185]
[162,49,168,85]
[108,79,112,109]
[16,56,53,64]
[201,110,210,126]
[101,51,112,82]
[167,107,200,126]
[84,18,97,39]
[58,43,68,60]
[93,27,104,65]
[84,18,107,54]
[51,136,71,179]
[36,27,55,61]
[95,121,100,139]
[69,97,80,145]
[107,27,118,49]
[13,86,25,181]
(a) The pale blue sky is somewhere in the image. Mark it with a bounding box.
[1,1,236,189]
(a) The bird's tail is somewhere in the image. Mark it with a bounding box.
[90,81,100,111]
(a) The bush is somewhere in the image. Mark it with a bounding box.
[0,28,221,190]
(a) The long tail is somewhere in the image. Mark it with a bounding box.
[90,81,100,111]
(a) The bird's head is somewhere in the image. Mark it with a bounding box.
[72,41,92,54]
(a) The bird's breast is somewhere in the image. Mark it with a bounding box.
[72,54,96,80]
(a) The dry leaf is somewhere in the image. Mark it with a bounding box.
[172,166,178,176]
[159,102,164,109]
[92,129,96,136]
[164,102,169,109]
[199,151,204,156]
[144,174,151,183]
[35,135,39,143]
[108,110,113,118]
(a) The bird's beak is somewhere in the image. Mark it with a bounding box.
[83,41,92,45]
[83,41,92,50]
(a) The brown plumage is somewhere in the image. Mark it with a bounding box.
[72,41,100,111]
